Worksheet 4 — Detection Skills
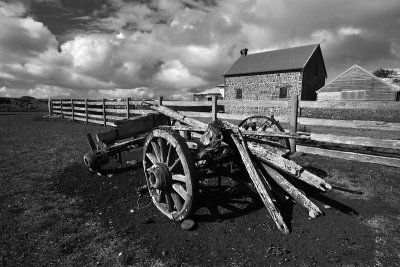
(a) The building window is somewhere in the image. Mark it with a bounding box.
[236,89,242,99]
[279,87,288,99]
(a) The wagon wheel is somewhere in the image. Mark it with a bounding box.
[238,115,291,150]
[143,127,197,221]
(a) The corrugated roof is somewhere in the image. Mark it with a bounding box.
[317,64,399,93]
[223,44,323,76]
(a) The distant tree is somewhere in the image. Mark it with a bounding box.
[393,78,400,84]
[373,67,396,78]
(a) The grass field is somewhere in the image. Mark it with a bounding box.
[1,113,399,266]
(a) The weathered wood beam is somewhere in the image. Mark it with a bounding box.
[222,121,309,140]
[146,103,208,131]
[229,132,289,234]
[247,141,332,191]
[259,163,323,218]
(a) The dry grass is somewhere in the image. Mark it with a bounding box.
[362,215,400,267]
[0,114,167,266]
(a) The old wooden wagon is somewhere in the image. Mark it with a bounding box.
[83,102,332,234]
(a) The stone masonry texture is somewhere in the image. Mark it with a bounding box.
[224,71,302,115]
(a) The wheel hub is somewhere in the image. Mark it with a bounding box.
[147,163,171,190]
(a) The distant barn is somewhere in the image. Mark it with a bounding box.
[317,65,400,101]
[223,44,327,101]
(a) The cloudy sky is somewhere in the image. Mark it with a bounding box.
[0,0,399,99]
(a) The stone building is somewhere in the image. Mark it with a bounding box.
[223,44,327,102]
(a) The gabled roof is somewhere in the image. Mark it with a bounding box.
[317,64,399,93]
[223,44,326,77]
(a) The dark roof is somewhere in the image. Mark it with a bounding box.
[223,44,325,76]
[317,64,398,93]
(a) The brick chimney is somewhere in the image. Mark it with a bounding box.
[240,48,248,56]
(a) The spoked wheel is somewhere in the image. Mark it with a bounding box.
[143,127,197,221]
[238,115,291,150]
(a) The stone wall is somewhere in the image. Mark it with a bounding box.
[224,71,302,115]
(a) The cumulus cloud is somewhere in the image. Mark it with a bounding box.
[1,0,400,99]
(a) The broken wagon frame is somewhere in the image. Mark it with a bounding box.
[83,101,332,234]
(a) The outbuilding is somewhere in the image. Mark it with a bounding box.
[317,64,400,101]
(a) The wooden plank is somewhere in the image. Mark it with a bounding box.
[147,105,208,131]
[105,101,125,106]
[88,118,104,125]
[73,107,86,111]
[73,100,85,105]
[247,141,331,191]
[102,98,106,126]
[298,118,400,131]
[309,133,400,150]
[229,132,289,234]
[212,95,217,121]
[87,114,104,119]
[86,107,103,112]
[96,114,169,144]
[126,97,130,119]
[73,116,86,122]
[129,110,157,115]
[60,99,63,118]
[219,100,290,108]
[71,99,74,121]
[289,95,298,153]
[53,110,61,114]
[260,163,322,218]
[48,99,52,116]
[85,99,88,124]
[106,115,126,121]
[52,100,60,104]
[297,145,400,168]
[105,108,126,114]
[162,100,213,107]
[129,100,157,106]
[301,100,400,110]
[86,101,103,105]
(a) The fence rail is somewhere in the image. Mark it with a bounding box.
[48,96,400,167]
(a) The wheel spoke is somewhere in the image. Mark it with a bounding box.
[156,189,165,203]
[172,183,188,200]
[172,174,187,183]
[166,143,172,166]
[165,189,174,212]
[151,141,162,161]
[158,137,167,163]
[169,157,181,172]
[146,153,158,164]
[171,191,183,211]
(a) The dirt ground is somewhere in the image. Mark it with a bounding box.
[1,114,400,266]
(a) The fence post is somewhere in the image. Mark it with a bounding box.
[102,98,106,126]
[212,95,218,121]
[289,94,299,154]
[158,96,163,106]
[48,99,52,116]
[60,99,63,118]
[71,99,74,121]
[126,97,131,119]
[85,99,88,124]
